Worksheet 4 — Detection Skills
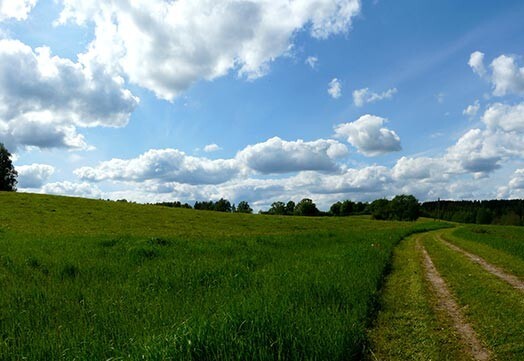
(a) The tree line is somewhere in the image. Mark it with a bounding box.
[152,195,421,221]
[154,199,254,214]
[421,199,524,226]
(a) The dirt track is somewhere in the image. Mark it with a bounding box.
[437,234,524,292]
[418,237,491,361]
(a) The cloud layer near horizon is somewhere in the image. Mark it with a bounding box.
[28,93,524,210]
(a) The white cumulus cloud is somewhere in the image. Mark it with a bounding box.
[42,181,102,198]
[57,0,361,101]
[482,102,524,132]
[236,136,348,174]
[0,0,37,21]
[463,100,480,117]
[305,56,318,69]
[16,163,55,188]
[203,143,222,153]
[469,51,524,97]
[327,78,342,99]
[0,39,139,151]
[75,149,239,185]
[468,51,486,77]
[508,169,524,190]
[392,156,447,181]
[490,54,524,97]
[352,87,397,107]
[334,114,401,156]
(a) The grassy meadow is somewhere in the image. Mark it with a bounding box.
[0,192,446,360]
[448,225,524,276]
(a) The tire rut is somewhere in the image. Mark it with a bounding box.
[437,234,524,292]
[417,237,491,361]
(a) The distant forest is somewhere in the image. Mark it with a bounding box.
[421,200,524,226]
[151,197,524,226]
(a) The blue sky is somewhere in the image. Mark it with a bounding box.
[2,0,524,210]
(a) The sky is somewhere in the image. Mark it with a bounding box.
[2,0,524,211]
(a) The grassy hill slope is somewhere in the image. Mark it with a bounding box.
[0,192,446,360]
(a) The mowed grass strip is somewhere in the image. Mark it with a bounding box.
[0,193,448,360]
[367,233,468,361]
[424,235,524,359]
[447,225,524,278]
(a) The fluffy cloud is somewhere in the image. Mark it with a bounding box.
[498,169,524,199]
[42,181,102,198]
[75,137,349,188]
[445,128,502,177]
[352,87,397,107]
[306,166,390,194]
[0,0,36,21]
[305,56,318,69]
[482,102,524,132]
[508,169,524,190]
[392,156,448,181]
[463,100,480,117]
[203,143,222,153]
[75,148,239,185]
[490,54,524,96]
[469,51,524,97]
[468,51,486,77]
[236,136,348,174]
[57,0,361,101]
[327,78,342,99]
[0,39,138,150]
[394,102,524,182]
[16,163,54,188]
[334,115,401,156]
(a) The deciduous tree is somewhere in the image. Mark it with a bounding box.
[0,143,17,191]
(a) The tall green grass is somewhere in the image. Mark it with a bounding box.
[452,225,524,261]
[0,192,446,360]
[446,226,524,278]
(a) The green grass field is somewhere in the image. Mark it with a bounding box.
[0,192,447,360]
[445,225,524,278]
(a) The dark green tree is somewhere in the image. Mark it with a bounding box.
[389,194,420,221]
[370,199,390,220]
[236,201,253,214]
[476,208,492,224]
[285,201,295,215]
[330,201,342,216]
[294,198,319,216]
[268,201,286,215]
[0,143,17,191]
[214,198,232,212]
[194,201,214,210]
[340,200,354,216]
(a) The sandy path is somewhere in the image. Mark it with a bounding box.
[437,234,524,292]
[418,238,491,361]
